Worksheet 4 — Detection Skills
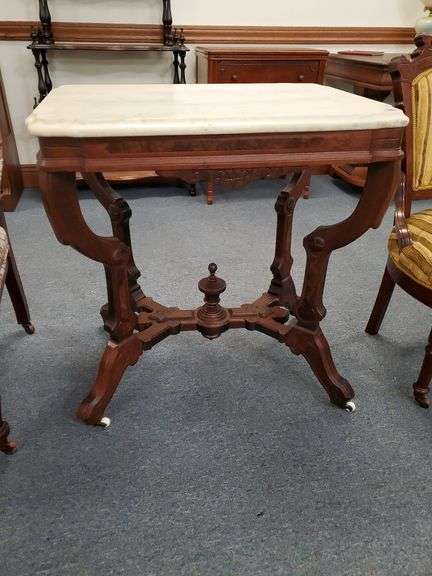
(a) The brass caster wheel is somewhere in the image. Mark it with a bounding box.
[345,401,356,413]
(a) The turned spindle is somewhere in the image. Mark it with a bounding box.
[39,0,53,44]
[197,263,229,339]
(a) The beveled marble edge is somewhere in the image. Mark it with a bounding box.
[26,83,409,139]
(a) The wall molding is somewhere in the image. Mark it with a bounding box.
[0,21,416,45]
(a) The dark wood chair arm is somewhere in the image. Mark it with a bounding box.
[393,175,413,252]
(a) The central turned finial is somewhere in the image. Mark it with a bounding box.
[198,263,226,299]
[197,263,229,339]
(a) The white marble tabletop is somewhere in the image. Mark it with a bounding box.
[26,83,409,139]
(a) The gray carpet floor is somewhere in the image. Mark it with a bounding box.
[1,176,432,576]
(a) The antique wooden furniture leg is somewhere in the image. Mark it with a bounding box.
[280,161,401,409]
[82,173,144,334]
[207,182,215,206]
[302,173,312,199]
[0,225,17,454]
[40,171,138,426]
[0,211,34,334]
[413,329,432,408]
[78,334,143,426]
[0,398,16,454]
[365,267,396,335]
[269,170,310,310]
[35,157,402,422]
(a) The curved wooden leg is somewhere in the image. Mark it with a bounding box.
[295,162,401,328]
[269,170,310,310]
[0,211,34,334]
[41,171,138,423]
[413,329,432,409]
[0,400,16,454]
[82,173,144,334]
[41,171,136,342]
[77,335,143,426]
[365,265,396,335]
[289,161,400,408]
[5,253,35,334]
[285,323,355,408]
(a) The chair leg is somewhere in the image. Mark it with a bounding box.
[0,210,34,334]
[413,329,432,409]
[365,266,396,335]
[0,398,16,454]
[302,173,312,199]
[5,250,34,334]
[207,182,214,205]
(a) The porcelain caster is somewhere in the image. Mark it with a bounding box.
[344,401,356,413]
[98,417,111,428]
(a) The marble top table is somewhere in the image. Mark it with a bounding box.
[27,84,407,428]
[27,83,407,138]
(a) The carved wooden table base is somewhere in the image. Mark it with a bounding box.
[39,165,404,427]
[36,121,403,427]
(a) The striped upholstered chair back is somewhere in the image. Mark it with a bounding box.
[391,35,432,215]
[412,69,432,195]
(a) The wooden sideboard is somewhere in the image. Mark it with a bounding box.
[325,52,406,101]
[196,47,329,203]
[196,47,329,85]
[325,52,409,190]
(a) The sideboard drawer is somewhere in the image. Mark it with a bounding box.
[217,60,321,84]
[196,47,329,86]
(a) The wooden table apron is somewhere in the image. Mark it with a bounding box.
[37,128,403,426]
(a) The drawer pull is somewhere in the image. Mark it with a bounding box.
[231,74,238,81]
[298,74,305,81]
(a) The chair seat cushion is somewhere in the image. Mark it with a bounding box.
[0,226,9,294]
[388,209,432,289]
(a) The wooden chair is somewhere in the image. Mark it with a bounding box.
[0,208,34,454]
[366,35,432,408]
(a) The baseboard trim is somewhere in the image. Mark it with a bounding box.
[0,21,416,45]
[22,164,39,189]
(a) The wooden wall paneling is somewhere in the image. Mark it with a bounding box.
[0,22,416,45]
